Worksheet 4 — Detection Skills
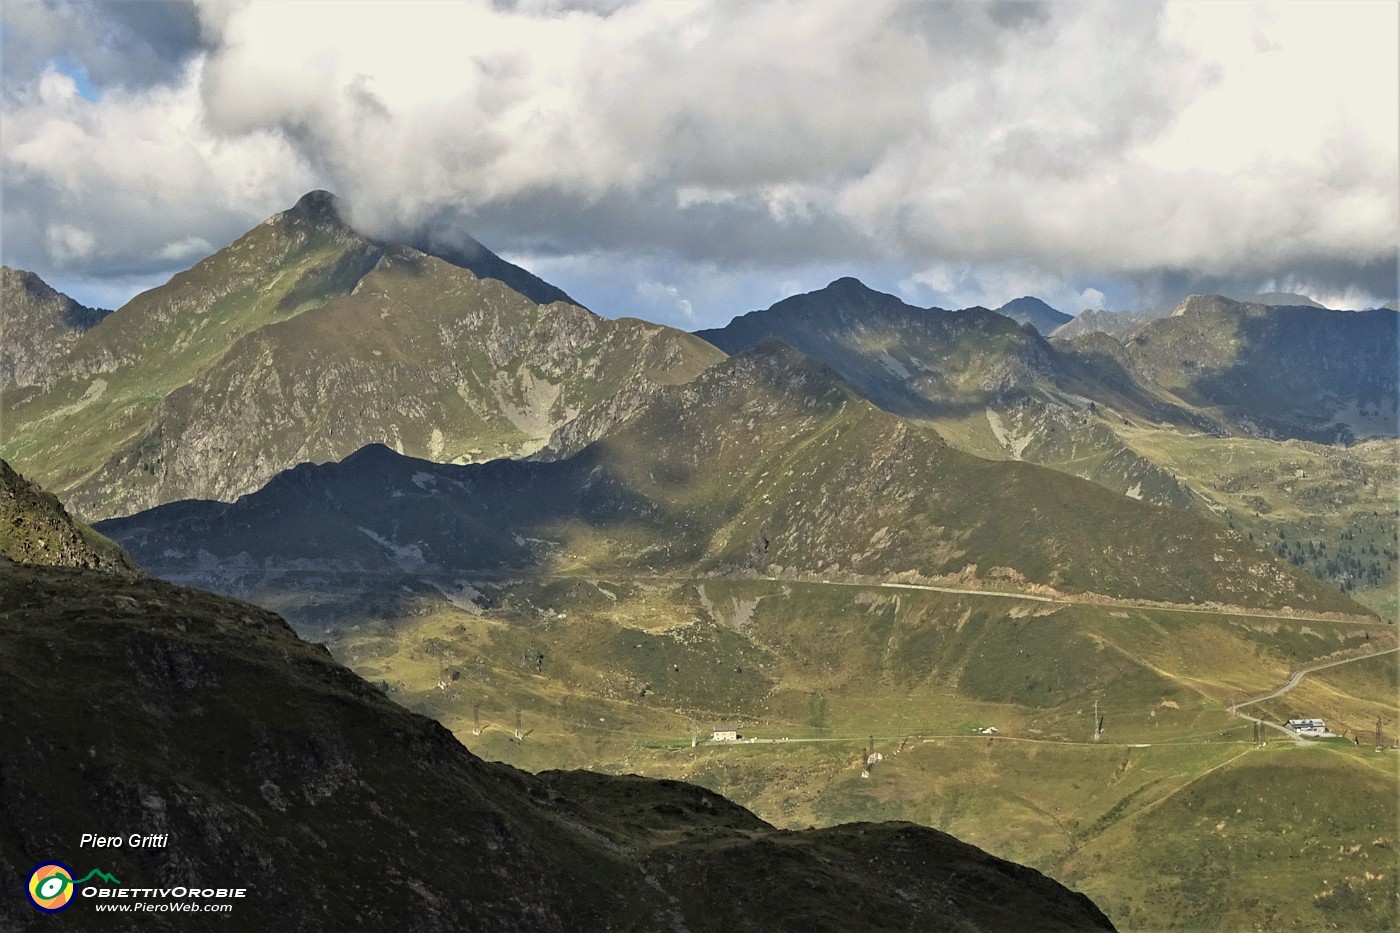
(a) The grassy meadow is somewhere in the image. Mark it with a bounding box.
[252,574,1399,932]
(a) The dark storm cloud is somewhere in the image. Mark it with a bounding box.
[1,0,207,94]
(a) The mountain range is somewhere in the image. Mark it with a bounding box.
[4,190,1397,932]
[1,192,720,520]
[696,278,1210,510]
[100,339,1363,617]
[6,194,1393,531]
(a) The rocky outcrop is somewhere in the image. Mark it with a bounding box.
[0,458,137,572]
[0,267,111,388]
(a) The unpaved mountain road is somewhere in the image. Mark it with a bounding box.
[747,575,1384,625]
[1229,645,1400,743]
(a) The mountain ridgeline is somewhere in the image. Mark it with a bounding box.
[100,342,1365,616]
[0,466,1114,932]
[1115,295,1397,443]
[1050,308,1166,341]
[695,278,1204,509]
[0,192,721,520]
[0,266,112,388]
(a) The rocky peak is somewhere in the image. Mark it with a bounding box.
[281,189,352,230]
[1169,294,1245,318]
[1,266,112,387]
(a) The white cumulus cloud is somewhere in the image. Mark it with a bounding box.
[1,0,1394,319]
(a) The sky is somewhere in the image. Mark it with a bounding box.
[2,0,1397,328]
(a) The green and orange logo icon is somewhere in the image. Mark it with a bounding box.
[27,862,76,913]
[26,862,121,912]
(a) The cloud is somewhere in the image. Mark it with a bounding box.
[1,58,313,277]
[45,224,96,263]
[900,261,1106,313]
[634,281,695,324]
[1,0,207,96]
[1,0,1395,319]
[1078,288,1106,311]
[157,236,215,262]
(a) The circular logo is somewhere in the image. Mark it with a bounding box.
[27,862,76,913]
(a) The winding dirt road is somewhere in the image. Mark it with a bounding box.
[1230,645,1399,743]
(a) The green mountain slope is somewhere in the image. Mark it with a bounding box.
[0,457,136,572]
[0,561,1114,931]
[1110,295,1397,443]
[161,568,1396,933]
[101,342,1366,616]
[694,279,1207,510]
[1113,430,1400,614]
[0,267,112,388]
[0,193,721,520]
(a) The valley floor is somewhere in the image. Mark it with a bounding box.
[226,571,1400,933]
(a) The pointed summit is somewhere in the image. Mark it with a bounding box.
[696,278,917,350]
[269,190,578,307]
[993,296,1072,335]
[3,192,720,519]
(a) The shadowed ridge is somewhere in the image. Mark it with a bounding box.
[994,296,1073,334]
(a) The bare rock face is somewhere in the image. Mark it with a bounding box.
[0,266,111,388]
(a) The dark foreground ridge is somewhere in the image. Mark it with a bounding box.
[0,559,1115,932]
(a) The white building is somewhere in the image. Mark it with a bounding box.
[1286,718,1330,736]
[711,729,738,742]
